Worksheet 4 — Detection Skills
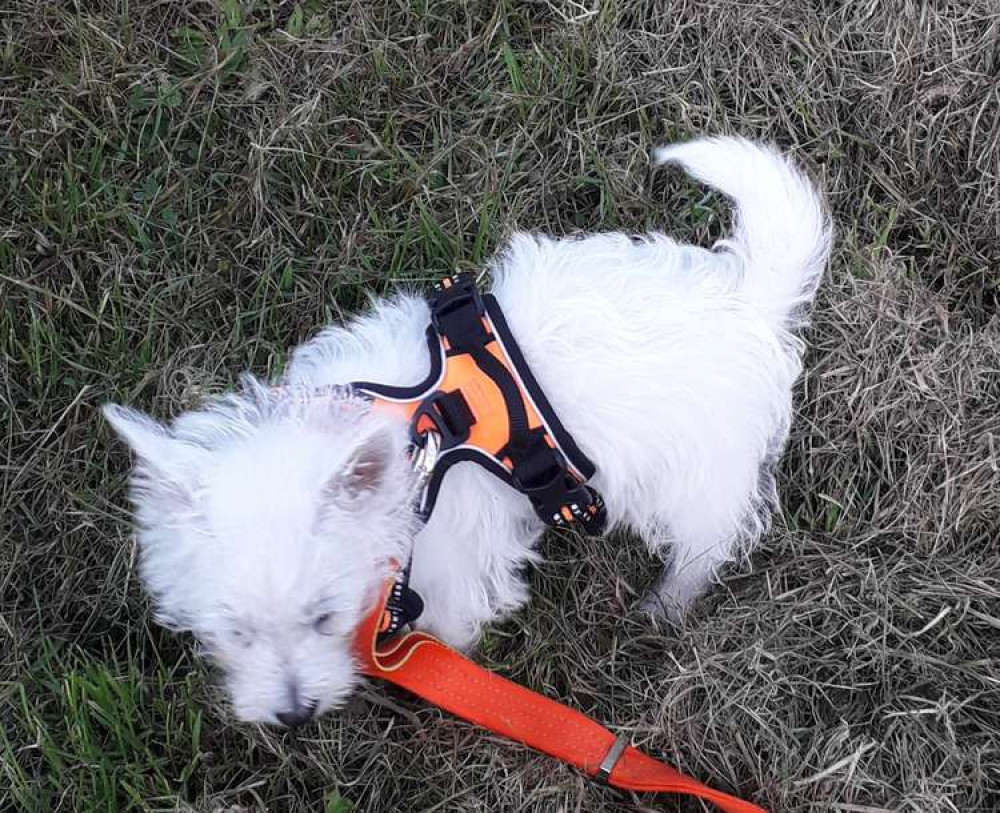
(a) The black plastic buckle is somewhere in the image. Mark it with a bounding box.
[410,389,475,449]
[510,437,607,534]
[377,574,425,643]
[552,485,607,534]
[429,274,489,351]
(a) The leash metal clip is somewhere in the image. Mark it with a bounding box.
[410,429,441,519]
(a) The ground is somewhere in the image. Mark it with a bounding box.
[2,1,999,811]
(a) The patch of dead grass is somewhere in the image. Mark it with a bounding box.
[2,1,998,811]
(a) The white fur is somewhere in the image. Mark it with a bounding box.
[104,137,831,725]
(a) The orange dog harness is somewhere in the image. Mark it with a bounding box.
[353,273,606,535]
[357,573,767,813]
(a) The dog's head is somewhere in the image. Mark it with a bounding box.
[103,382,416,726]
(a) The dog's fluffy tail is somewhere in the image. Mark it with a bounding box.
[654,136,831,330]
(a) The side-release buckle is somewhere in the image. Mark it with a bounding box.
[551,485,607,533]
[510,436,608,535]
[429,274,489,351]
[377,569,425,643]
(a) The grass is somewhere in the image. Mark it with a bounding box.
[2,0,999,811]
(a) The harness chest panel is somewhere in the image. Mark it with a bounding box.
[351,275,606,533]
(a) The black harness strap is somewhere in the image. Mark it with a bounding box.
[425,274,606,534]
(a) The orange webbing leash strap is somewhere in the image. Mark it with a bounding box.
[356,577,767,813]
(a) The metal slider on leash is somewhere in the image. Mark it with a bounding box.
[595,733,631,784]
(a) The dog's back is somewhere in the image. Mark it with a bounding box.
[488,138,831,616]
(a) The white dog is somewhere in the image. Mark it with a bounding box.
[104,137,830,726]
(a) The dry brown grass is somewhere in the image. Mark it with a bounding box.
[2,1,999,811]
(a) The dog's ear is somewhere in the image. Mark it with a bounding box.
[102,404,198,508]
[103,404,176,462]
[321,422,401,509]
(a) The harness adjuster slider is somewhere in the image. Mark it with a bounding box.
[509,451,568,495]
[595,733,630,785]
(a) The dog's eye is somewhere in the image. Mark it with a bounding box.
[313,612,336,635]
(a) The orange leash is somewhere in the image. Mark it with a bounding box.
[356,577,767,813]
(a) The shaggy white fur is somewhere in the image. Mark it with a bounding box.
[103,137,831,726]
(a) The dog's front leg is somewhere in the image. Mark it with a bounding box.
[407,466,542,650]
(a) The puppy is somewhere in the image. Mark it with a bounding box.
[104,137,831,726]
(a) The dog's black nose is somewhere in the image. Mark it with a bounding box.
[277,699,317,728]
